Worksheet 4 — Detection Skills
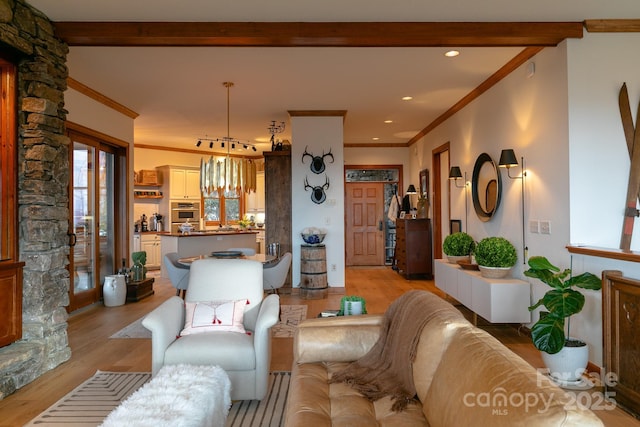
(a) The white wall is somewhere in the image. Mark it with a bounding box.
[566,32,640,366]
[65,89,134,144]
[411,34,640,367]
[416,44,571,279]
[568,32,640,251]
[291,116,345,288]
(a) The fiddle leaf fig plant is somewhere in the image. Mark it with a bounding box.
[525,256,601,354]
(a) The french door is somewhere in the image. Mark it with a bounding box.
[68,129,127,311]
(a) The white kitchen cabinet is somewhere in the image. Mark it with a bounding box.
[158,166,201,200]
[246,171,265,213]
[434,259,530,323]
[140,233,162,270]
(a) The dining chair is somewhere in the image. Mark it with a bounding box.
[228,247,257,256]
[164,252,190,298]
[263,252,292,294]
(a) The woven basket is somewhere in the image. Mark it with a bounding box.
[478,266,512,279]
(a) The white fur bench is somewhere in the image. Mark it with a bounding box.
[101,364,231,427]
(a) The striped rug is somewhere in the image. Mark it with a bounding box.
[25,371,290,427]
[25,371,151,426]
[226,371,290,427]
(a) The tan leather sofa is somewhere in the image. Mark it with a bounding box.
[284,292,603,426]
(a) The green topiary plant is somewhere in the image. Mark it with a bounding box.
[442,232,476,257]
[474,237,517,268]
[525,256,601,354]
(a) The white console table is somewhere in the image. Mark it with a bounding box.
[434,259,531,323]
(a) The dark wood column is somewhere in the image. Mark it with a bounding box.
[264,151,292,293]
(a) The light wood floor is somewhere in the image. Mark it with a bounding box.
[0,267,637,426]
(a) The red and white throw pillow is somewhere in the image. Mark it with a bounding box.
[181,299,248,335]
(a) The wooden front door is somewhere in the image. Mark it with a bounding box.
[346,182,384,266]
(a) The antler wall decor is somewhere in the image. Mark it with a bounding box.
[304,176,330,204]
[302,146,334,174]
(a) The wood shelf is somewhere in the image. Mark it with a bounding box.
[134,195,163,199]
[566,245,640,263]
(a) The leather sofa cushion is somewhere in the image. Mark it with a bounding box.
[294,315,383,364]
[285,361,429,427]
[423,325,603,426]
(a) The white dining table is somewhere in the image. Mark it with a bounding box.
[178,253,276,267]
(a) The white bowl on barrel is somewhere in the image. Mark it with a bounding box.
[301,233,326,245]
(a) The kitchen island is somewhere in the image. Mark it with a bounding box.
[159,230,259,277]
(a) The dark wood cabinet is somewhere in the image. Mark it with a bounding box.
[395,218,433,279]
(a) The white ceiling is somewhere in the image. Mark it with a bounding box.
[26,0,640,154]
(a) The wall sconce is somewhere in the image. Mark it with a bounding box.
[498,149,527,263]
[448,166,468,230]
[448,166,465,188]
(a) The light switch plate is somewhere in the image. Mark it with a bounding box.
[540,221,551,235]
[529,220,539,233]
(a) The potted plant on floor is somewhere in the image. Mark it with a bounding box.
[474,236,517,278]
[442,232,475,264]
[525,256,601,383]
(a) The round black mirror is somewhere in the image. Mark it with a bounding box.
[471,153,502,222]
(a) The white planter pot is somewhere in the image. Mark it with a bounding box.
[344,301,363,315]
[541,339,589,383]
[478,266,511,279]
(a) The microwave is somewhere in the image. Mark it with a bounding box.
[170,201,201,224]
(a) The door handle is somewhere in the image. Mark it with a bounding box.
[378,220,383,231]
[68,232,77,247]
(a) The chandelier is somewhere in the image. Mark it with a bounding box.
[198,82,257,196]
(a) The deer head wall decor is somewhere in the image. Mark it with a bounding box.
[302,146,334,174]
[304,176,330,204]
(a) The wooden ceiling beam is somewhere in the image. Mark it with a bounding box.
[53,22,583,47]
[584,19,640,32]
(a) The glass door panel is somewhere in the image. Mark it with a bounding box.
[98,150,115,285]
[71,143,97,305]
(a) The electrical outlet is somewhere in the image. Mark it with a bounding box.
[540,220,551,235]
[529,220,539,233]
[331,264,337,271]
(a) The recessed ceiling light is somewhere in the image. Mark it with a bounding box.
[402,96,413,101]
[372,137,380,141]
[384,120,393,124]
[445,50,460,57]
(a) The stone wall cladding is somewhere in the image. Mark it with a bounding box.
[0,0,71,398]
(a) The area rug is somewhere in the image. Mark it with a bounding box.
[226,372,290,427]
[109,316,151,339]
[25,371,151,426]
[25,371,290,427]
[271,305,307,338]
[110,304,307,339]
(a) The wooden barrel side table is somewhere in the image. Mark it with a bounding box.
[299,244,328,299]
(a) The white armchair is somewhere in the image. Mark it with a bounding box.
[142,258,280,400]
